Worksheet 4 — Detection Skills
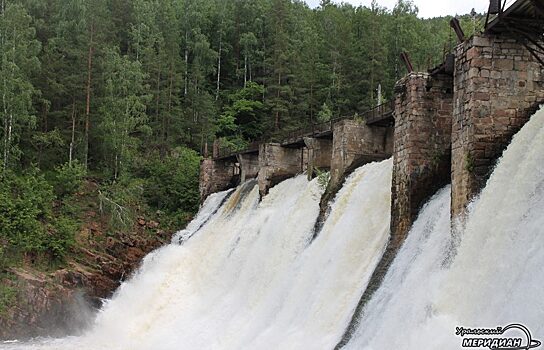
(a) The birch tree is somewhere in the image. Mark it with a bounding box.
[99,48,150,179]
[0,2,40,171]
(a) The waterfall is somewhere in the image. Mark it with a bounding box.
[4,160,392,350]
[5,107,544,350]
[173,187,235,243]
[345,107,544,349]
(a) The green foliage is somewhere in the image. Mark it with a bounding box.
[0,283,17,316]
[219,82,267,141]
[46,216,77,259]
[317,103,332,123]
[0,170,54,254]
[51,161,86,197]
[99,47,151,180]
[0,170,78,265]
[98,177,145,230]
[315,168,330,190]
[0,2,41,171]
[143,147,201,223]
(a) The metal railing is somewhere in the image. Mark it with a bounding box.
[364,100,395,125]
[281,117,338,144]
[214,141,260,159]
[212,101,394,159]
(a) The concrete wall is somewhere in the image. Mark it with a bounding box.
[257,143,304,196]
[199,158,239,201]
[391,72,453,242]
[237,153,259,183]
[329,119,393,192]
[451,34,544,218]
[303,137,332,180]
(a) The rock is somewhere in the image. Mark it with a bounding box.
[1,173,174,340]
[146,220,159,229]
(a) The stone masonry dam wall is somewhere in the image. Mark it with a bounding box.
[198,30,543,347]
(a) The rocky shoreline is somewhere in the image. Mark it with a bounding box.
[0,220,173,340]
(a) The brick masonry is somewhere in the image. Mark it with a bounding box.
[451,34,544,218]
[199,158,239,202]
[303,137,333,180]
[391,72,453,243]
[257,143,304,196]
[329,119,393,193]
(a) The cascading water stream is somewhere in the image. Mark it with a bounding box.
[173,187,235,244]
[3,159,392,350]
[4,107,544,350]
[345,107,544,349]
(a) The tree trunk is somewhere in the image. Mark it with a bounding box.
[275,72,281,130]
[69,101,76,167]
[310,83,314,124]
[215,31,222,101]
[1,0,9,171]
[37,101,48,167]
[184,30,189,97]
[156,55,161,125]
[84,22,94,170]
[2,87,7,172]
[4,113,12,170]
[244,54,247,88]
[165,59,174,142]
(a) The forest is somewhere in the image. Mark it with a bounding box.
[0,0,482,274]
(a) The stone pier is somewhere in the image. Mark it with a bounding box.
[335,71,454,349]
[328,119,393,193]
[451,34,544,218]
[257,143,304,196]
[236,153,259,183]
[391,72,453,242]
[303,137,332,180]
[199,158,239,201]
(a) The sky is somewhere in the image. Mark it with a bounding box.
[304,0,488,18]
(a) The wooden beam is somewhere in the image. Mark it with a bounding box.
[400,52,414,73]
[530,0,544,17]
[450,18,466,43]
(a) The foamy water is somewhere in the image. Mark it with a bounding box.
[3,160,392,350]
[4,108,544,350]
[346,107,544,349]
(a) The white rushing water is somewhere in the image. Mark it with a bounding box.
[3,159,392,350]
[173,187,234,243]
[346,107,544,349]
[5,107,544,350]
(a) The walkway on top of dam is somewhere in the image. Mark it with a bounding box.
[213,100,395,161]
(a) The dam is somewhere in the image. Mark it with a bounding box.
[4,1,544,349]
[199,2,544,345]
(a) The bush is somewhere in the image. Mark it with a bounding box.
[143,147,201,224]
[46,216,77,259]
[0,170,76,264]
[315,168,330,190]
[51,161,86,197]
[0,283,17,316]
[0,170,54,254]
[98,176,145,230]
